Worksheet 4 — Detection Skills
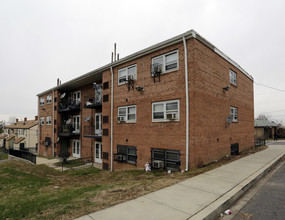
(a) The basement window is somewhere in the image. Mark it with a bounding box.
[117,145,137,165]
[151,148,180,171]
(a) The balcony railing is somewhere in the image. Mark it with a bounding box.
[84,94,102,109]
[83,126,102,139]
[58,125,80,137]
[58,101,81,113]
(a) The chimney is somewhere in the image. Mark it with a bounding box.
[35,116,38,121]
[57,78,59,86]
[114,43,117,62]
[117,53,119,61]
[16,118,18,123]
[24,117,27,122]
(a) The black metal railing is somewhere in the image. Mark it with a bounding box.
[83,94,102,108]
[9,149,36,164]
[58,101,81,113]
[255,138,266,147]
[83,126,102,139]
[56,156,94,171]
[58,125,80,137]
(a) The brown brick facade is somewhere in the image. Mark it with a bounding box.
[37,32,254,171]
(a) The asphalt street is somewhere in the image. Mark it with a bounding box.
[232,158,285,220]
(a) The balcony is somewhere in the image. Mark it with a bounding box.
[83,126,102,139]
[58,101,81,113]
[58,125,80,137]
[84,94,102,109]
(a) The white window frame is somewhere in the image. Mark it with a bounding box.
[230,107,238,122]
[152,50,179,75]
[73,91,81,103]
[229,69,237,86]
[118,64,137,85]
[40,97,45,106]
[73,115,80,133]
[46,94,52,104]
[152,99,180,122]
[118,105,136,123]
[46,116,52,125]
[40,117,45,125]
[72,139,80,158]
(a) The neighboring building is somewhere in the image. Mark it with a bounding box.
[4,117,38,152]
[254,119,278,139]
[37,29,254,171]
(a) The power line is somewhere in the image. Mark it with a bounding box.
[254,82,285,93]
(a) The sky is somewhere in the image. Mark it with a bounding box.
[1,0,285,124]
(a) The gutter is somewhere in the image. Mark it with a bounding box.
[183,36,189,171]
[110,66,114,171]
[52,89,55,157]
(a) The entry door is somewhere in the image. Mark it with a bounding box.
[95,142,102,163]
[95,113,102,136]
[73,140,80,158]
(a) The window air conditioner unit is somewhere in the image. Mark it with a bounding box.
[43,141,49,147]
[153,160,163,169]
[128,75,135,80]
[167,113,177,120]
[117,116,125,123]
[115,154,126,161]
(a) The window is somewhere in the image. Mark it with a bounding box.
[73,115,80,133]
[72,140,80,158]
[152,50,178,74]
[18,129,21,135]
[117,145,137,165]
[152,148,180,171]
[47,94,52,104]
[40,97,45,106]
[118,64,137,85]
[21,129,24,135]
[118,105,136,123]
[229,69,237,86]
[46,116,52,125]
[152,100,179,122]
[73,91,81,103]
[40,117,45,125]
[230,107,238,122]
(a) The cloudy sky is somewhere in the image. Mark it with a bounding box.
[1,0,285,123]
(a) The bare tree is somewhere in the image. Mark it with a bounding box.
[256,114,271,121]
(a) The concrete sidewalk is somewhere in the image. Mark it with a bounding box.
[76,143,285,220]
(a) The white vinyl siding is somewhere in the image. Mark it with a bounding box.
[118,65,137,85]
[152,100,179,122]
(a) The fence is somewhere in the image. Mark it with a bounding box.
[9,149,37,164]
[58,157,94,171]
[254,138,266,147]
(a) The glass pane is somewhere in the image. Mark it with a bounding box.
[128,107,135,114]
[128,66,136,79]
[118,69,126,83]
[128,114,135,121]
[118,108,126,117]
[128,147,136,155]
[153,103,163,112]
[153,56,163,65]
[166,52,177,63]
[166,151,179,161]
[153,149,164,160]
[166,102,178,111]
[153,112,164,119]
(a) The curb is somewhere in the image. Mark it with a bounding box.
[189,153,285,220]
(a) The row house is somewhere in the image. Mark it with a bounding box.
[2,117,38,152]
[37,30,254,171]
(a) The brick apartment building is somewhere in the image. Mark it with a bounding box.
[37,30,254,171]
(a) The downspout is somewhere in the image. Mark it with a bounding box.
[52,89,55,157]
[37,97,40,156]
[110,66,114,171]
[183,36,189,171]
